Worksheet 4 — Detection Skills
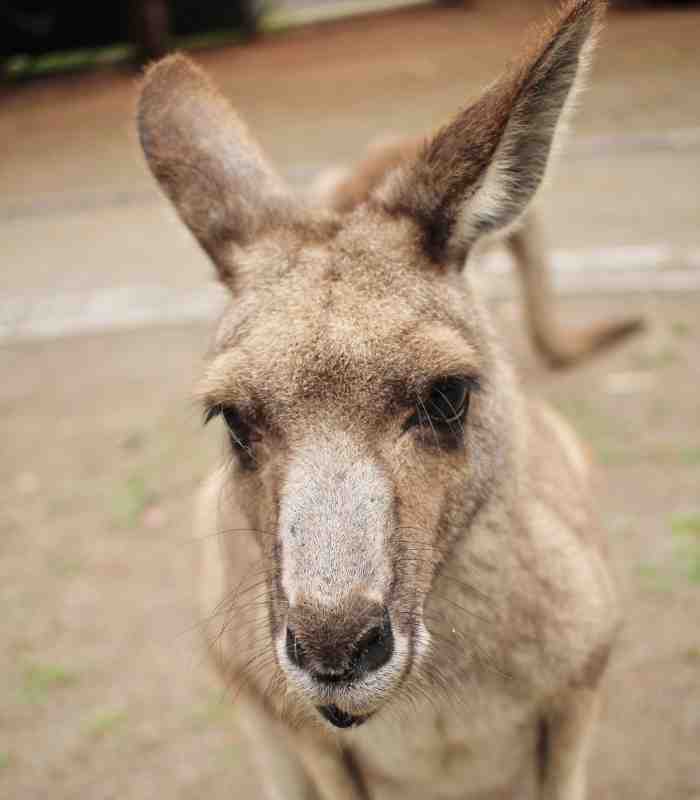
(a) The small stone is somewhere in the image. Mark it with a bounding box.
[604,371,654,396]
[15,471,39,495]
[142,506,166,530]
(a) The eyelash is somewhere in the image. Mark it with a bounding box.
[204,404,257,468]
[405,376,478,436]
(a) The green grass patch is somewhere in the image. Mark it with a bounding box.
[0,752,11,770]
[3,43,134,80]
[671,512,700,585]
[630,347,678,370]
[22,663,79,702]
[670,320,691,338]
[678,447,700,467]
[84,708,128,740]
[112,474,156,527]
[596,447,636,466]
[552,397,615,450]
[686,555,700,585]
[637,563,675,593]
[596,444,700,467]
[671,513,700,538]
[49,554,82,578]
[190,690,232,731]
[685,646,700,662]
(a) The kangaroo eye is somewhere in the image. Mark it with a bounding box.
[405,376,475,434]
[204,404,257,468]
[221,406,248,446]
[424,377,469,426]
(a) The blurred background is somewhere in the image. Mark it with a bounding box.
[1,1,699,798]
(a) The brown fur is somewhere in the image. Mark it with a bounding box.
[314,150,643,369]
[138,2,621,798]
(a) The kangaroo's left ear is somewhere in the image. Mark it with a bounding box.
[375,0,606,266]
[138,54,297,285]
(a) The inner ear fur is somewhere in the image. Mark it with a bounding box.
[375,0,606,265]
[138,54,297,282]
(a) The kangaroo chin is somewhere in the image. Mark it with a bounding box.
[318,706,369,729]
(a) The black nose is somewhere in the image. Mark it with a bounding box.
[285,605,393,684]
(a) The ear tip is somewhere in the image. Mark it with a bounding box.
[142,52,200,82]
[137,53,217,156]
[138,52,208,113]
[533,0,606,64]
[558,0,607,28]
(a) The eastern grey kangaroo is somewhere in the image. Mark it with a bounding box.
[139,2,621,798]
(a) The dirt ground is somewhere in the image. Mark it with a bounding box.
[1,1,699,798]
[4,294,700,800]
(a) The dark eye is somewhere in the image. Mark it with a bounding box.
[406,377,475,435]
[204,404,256,469]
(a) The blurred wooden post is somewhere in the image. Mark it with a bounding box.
[129,0,171,62]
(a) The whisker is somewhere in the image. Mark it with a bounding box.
[417,394,440,450]
[194,526,279,541]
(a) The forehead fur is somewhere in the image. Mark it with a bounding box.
[198,207,487,416]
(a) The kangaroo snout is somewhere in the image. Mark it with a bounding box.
[275,438,405,713]
[285,601,394,684]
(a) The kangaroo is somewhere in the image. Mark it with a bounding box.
[138,2,620,798]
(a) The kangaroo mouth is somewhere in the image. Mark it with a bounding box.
[318,704,370,729]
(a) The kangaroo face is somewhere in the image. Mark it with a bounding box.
[196,212,511,723]
[138,0,603,728]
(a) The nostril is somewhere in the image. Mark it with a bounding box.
[352,608,393,674]
[286,626,306,669]
[285,606,393,682]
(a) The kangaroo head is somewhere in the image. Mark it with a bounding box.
[139,0,604,728]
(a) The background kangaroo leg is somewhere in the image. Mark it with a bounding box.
[539,688,601,800]
[506,211,645,369]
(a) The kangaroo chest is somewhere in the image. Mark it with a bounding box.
[346,691,539,800]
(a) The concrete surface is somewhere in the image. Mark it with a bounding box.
[1,1,699,304]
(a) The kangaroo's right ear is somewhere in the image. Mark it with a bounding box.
[375,0,605,267]
[138,54,296,283]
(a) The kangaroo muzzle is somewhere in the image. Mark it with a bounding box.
[277,436,405,717]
